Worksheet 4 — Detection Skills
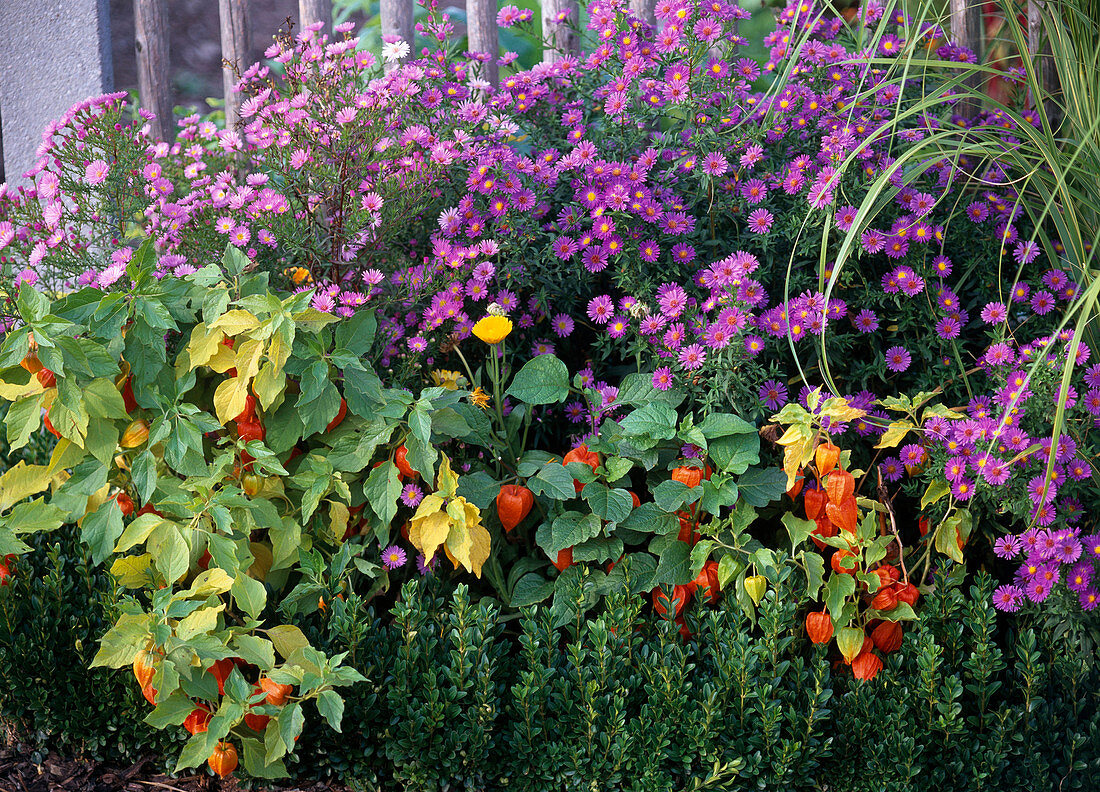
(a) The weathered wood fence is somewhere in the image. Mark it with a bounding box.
[0,0,1059,182]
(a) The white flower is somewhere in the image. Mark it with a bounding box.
[381,39,410,62]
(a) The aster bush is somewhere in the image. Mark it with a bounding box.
[0,0,1098,779]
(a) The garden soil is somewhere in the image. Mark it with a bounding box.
[0,748,351,792]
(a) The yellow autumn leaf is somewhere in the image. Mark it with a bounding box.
[186,322,225,369]
[0,462,58,513]
[921,479,951,510]
[0,376,45,401]
[266,624,312,660]
[110,554,154,588]
[183,568,235,598]
[252,361,286,410]
[436,454,459,498]
[820,397,866,422]
[267,330,292,370]
[213,376,250,425]
[205,344,237,374]
[875,420,915,449]
[249,542,274,581]
[210,309,260,336]
[463,500,490,578]
[292,308,340,332]
[328,501,350,544]
[775,424,807,447]
[234,338,264,381]
[176,604,225,641]
[410,510,452,562]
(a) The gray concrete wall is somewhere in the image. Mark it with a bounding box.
[0,0,113,183]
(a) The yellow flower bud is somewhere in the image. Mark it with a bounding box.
[472,316,513,345]
[120,419,150,448]
[744,574,767,605]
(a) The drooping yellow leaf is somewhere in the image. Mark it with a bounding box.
[213,376,250,425]
[411,510,452,562]
[234,338,265,381]
[110,554,154,588]
[441,497,490,578]
[0,462,57,512]
[445,498,474,571]
[776,424,807,447]
[267,330,291,370]
[0,376,45,401]
[436,454,459,498]
[249,542,274,581]
[176,604,225,640]
[875,421,915,449]
[328,501,350,544]
[205,344,237,374]
[820,397,866,422]
[46,438,85,477]
[115,512,168,553]
[186,322,225,369]
[183,568,235,598]
[210,309,260,335]
[921,403,967,421]
[266,624,312,660]
[292,308,339,332]
[920,479,951,510]
[463,501,490,578]
[252,361,286,410]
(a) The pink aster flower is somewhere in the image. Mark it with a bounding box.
[382,545,407,570]
[84,159,109,185]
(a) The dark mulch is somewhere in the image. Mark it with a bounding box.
[0,749,348,792]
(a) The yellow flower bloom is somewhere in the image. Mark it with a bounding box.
[472,315,513,345]
[469,387,490,409]
[431,369,463,390]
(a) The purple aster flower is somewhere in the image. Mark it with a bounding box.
[564,401,586,423]
[552,313,575,337]
[652,366,673,391]
[885,346,912,373]
[678,343,706,370]
[587,295,614,324]
[382,545,408,570]
[880,457,904,482]
[994,534,1022,559]
[983,343,1015,367]
[935,316,961,340]
[1079,589,1099,610]
[1025,576,1053,603]
[1056,536,1082,564]
[951,478,975,500]
[759,379,788,410]
[400,484,424,508]
[416,552,438,575]
[993,584,1023,612]
[899,444,927,466]
[1030,290,1056,315]
[747,209,774,233]
[1066,562,1093,592]
[980,302,1008,324]
[852,309,879,333]
[744,335,764,356]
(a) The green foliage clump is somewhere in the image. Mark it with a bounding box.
[283,570,1100,791]
[0,525,183,764]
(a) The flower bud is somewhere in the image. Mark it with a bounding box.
[744,574,767,605]
[120,419,150,448]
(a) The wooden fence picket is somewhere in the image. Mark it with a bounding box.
[133,0,172,141]
[380,0,415,72]
[467,0,501,86]
[219,0,249,133]
[948,0,984,119]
